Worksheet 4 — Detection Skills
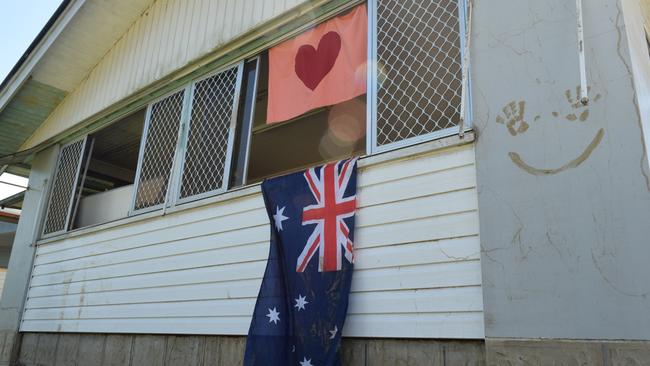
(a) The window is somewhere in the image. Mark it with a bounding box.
[42,138,90,236]
[129,64,243,213]
[245,53,366,183]
[369,0,468,151]
[72,109,146,229]
[42,109,147,235]
[132,90,186,212]
[41,1,469,236]
[178,65,241,201]
[229,59,260,187]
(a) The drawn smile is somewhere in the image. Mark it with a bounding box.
[508,128,605,175]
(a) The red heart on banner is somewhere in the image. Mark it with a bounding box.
[294,31,342,91]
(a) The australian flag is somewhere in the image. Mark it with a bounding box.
[244,158,358,366]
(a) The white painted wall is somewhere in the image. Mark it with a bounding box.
[0,269,7,301]
[21,143,484,339]
[23,0,315,150]
[75,185,134,228]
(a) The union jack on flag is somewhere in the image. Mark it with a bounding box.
[244,158,358,366]
[300,158,357,272]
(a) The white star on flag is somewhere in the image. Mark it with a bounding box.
[294,294,308,311]
[266,307,280,324]
[329,325,338,339]
[299,357,313,366]
[273,206,289,231]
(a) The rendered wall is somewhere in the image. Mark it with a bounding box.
[474,0,650,340]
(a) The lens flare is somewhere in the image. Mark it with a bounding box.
[327,98,366,144]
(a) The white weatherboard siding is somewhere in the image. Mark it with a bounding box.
[23,0,313,150]
[22,144,483,339]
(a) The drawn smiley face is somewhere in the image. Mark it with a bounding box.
[496,87,604,175]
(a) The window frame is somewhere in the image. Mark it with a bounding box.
[129,85,190,216]
[223,57,262,188]
[238,57,261,187]
[129,61,246,216]
[41,136,91,238]
[173,61,245,206]
[366,0,472,155]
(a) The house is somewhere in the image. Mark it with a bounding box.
[0,0,648,364]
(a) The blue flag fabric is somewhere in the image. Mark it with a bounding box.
[244,158,358,366]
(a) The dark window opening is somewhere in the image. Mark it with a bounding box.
[72,108,146,229]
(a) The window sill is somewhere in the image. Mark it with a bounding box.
[36,130,475,246]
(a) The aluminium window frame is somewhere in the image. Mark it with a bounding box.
[239,57,261,187]
[173,61,245,206]
[41,136,91,239]
[68,137,94,230]
[130,61,246,215]
[129,85,190,216]
[366,0,473,155]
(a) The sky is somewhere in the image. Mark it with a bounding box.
[0,1,62,203]
[0,173,28,203]
[0,1,63,82]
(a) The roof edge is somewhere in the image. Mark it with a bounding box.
[0,0,70,91]
[0,0,84,113]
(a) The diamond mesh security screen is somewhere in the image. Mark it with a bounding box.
[376,0,463,146]
[133,90,185,211]
[179,67,239,199]
[43,140,84,235]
